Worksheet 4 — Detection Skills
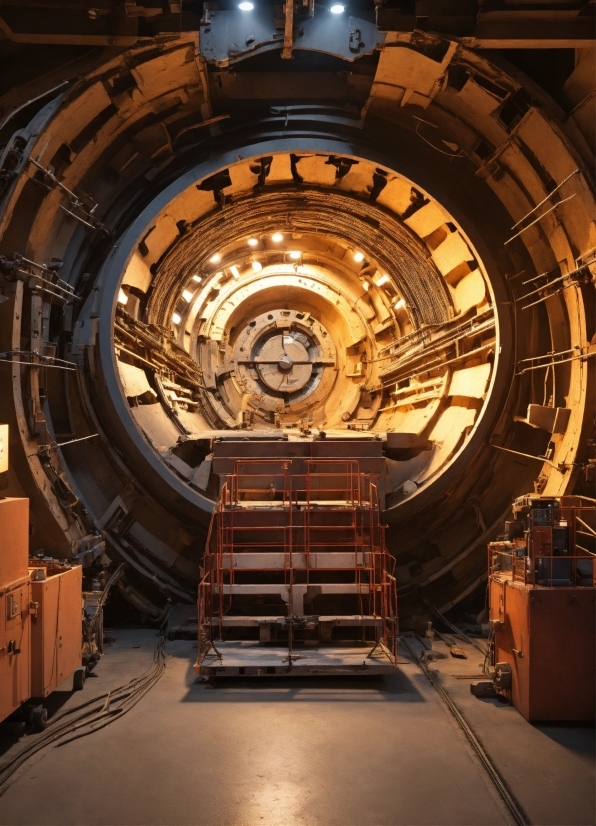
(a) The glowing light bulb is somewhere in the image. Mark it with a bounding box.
[182,289,193,302]
[239,1,253,9]
[394,298,406,310]
[192,274,202,283]
[353,251,364,263]
[230,265,240,279]
[172,312,182,325]
[117,288,128,305]
[248,238,258,247]
[209,253,221,264]
[375,274,390,287]
[330,3,345,12]
[252,261,263,272]
[289,251,301,260]
[271,232,283,243]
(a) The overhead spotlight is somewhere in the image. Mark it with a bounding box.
[353,251,364,263]
[375,274,390,287]
[117,288,129,305]
[394,298,406,310]
[289,251,301,260]
[330,3,345,12]
[248,238,259,247]
[192,274,202,283]
[271,232,283,242]
[172,312,182,325]
[252,261,263,272]
[209,253,221,264]
[230,265,240,279]
[239,1,254,8]
[182,289,193,302]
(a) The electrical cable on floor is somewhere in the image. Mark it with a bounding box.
[425,601,488,655]
[0,631,167,798]
[400,635,530,826]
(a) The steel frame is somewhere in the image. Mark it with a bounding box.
[197,458,397,673]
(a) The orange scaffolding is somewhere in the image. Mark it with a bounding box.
[197,459,398,675]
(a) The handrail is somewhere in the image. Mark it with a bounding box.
[198,458,397,665]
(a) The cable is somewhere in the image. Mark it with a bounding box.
[0,630,166,798]
[400,636,530,826]
[425,601,488,655]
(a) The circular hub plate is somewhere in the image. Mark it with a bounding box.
[256,334,313,393]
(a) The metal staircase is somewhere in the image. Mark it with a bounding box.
[195,459,398,676]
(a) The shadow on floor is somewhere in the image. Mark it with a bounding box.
[181,665,427,703]
[535,721,595,757]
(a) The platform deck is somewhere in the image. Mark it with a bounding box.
[197,641,397,676]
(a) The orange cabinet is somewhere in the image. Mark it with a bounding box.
[30,564,83,697]
[0,497,31,724]
[490,576,595,721]
[0,576,31,723]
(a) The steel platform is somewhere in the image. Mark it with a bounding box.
[196,641,396,676]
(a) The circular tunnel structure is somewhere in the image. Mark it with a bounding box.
[0,32,593,621]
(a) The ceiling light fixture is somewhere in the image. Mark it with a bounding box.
[330,3,345,12]
[117,288,128,305]
[375,274,390,287]
[353,251,364,263]
[271,232,283,242]
[248,238,259,247]
[209,253,221,264]
[362,281,370,291]
[192,274,202,283]
[230,265,240,279]
[289,251,301,260]
[182,289,193,302]
[252,261,263,272]
[172,312,182,324]
[239,1,254,9]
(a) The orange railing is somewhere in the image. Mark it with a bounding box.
[198,459,397,667]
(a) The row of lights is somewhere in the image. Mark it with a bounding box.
[170,241,302,324]
[207,235,301,267]
[238,1,345,11]
[352,250,405,307]
[167,243,399,326]
[207,237,365,268]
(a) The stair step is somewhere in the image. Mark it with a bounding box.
[212,552,372,570]
[206,615,383,627]
[195,641,396,676]
[212,582,372,613]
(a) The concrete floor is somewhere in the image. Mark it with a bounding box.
[0,628,594,826]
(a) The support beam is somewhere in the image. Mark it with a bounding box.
[282,0,295,60]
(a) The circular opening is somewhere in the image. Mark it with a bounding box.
[106,149,503,516]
